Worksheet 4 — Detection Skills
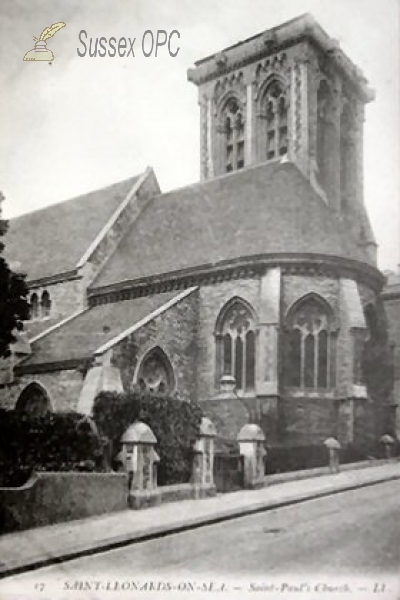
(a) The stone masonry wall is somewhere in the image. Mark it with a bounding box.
[382,294,400,436]
[111,292,199,403]
[26,277,86,339]
[281,274,346,444]
[2,369,84,412]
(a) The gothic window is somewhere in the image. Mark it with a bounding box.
[285,295,336,390]
[216,299,256,392]
[220,97,245,173]
[30,293,39,320]
[136,347,175,394]
[260,79,288,160]
[41,290,51,318]
[16,383,51,415]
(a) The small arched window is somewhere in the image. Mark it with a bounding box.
[30,293,39,320]
[220,97,245,173]
[16,382,51,415]
[285,295,336,390]
[41,290,51,318]
[136,347,175,394]
[260,79,288,160]
[216,299,256,393]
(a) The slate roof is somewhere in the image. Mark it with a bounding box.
[92,161,371,291]
[4,175,141,282]
[20,290,181,367]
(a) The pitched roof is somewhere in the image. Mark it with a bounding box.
[92,161,371,291]
[20,290,186,367]
[4,175,141,282]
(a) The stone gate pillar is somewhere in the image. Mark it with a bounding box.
[120,421,161,509]
[237,424,266,489]
[192,417,217,497]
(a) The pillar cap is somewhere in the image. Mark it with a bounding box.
[121,421,157,444]
[199,417,217,437]
[380,434,395,445]
[237,424,265,442]
[323,437,341,449]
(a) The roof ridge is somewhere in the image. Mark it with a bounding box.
[76,167,153,269]
[153,158,286,202]
[8,173,143,222]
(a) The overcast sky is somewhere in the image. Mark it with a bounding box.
[0,0,398,270]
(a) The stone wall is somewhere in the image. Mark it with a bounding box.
[26,276,86,339]
[111,292,199,402]
[2,369,84,412]
[0,472,127,533]
[279,396,338,445]
[383,293,400,436]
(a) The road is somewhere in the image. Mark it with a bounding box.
[2,481,400,599]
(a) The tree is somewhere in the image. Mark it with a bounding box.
[0,193,30,358]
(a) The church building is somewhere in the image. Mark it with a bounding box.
[0,14,395,447]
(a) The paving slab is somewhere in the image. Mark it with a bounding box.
[0,460,399,579]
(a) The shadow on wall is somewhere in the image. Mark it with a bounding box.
[0,471,128,534]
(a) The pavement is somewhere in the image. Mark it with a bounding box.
[1,459,399,579]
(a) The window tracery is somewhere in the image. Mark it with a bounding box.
[285,296,336,390]
[216,299,256,392]
[260,79,288,160]
[220,97,245,173]
[137,347,174,394]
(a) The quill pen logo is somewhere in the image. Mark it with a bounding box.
[23,22,66,62]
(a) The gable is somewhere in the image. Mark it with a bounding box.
[4,174,141,283]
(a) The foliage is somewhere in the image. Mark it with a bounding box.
[92,390,203,485]
[0,408,104,486]
[0,199,30,358]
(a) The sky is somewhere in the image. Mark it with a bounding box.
[0,0,399,270]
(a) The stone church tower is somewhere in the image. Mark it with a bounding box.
[186,14,392,445]
[2,14,394,450]
[188,14,376,261]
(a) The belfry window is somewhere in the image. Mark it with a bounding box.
[221,98,245,173]
[261,80,288,160]
[216,299,256,392]
[285,296,336,390]
[136,347,175,394]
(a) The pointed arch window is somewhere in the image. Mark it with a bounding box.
[285,296,336,390]
[16,382,51,415]
[220,97,245,173]
[41,290,51,318]
[136,347,175,394]
[216,299,256,392]
[260,79,288,160]
[30,293,39,320]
